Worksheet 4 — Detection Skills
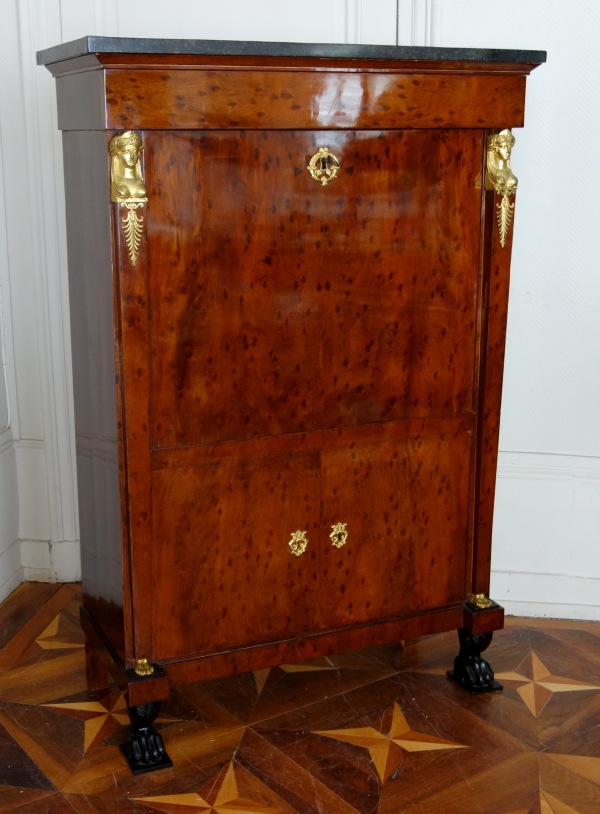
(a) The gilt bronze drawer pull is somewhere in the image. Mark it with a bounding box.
[289,529,309,556]
[307,147,340,185]
[330,522,349,549]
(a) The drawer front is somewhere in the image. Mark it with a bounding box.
[103,68,526,131]
[152,451,320,659]
[145,128,482,448]
[320,430,471,628]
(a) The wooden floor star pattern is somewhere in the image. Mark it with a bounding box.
[495,652,600,717]
[316,701,466,781]
[1,584,600,813]
[135,761,284,812]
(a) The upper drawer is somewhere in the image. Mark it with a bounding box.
[55,67,526,131]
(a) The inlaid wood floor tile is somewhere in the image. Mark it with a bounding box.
[0,714,55,791]
[380,751,540,814]
[133,760,296,813]
[3,792,80,813]
[495,652,600,718]
[0,787,57,813]
[546,754,600,787]
[0,583,61,653]
[316,700,466,782]
[47,690,178,754]
[2,585,600,813]
[410,627,600,753]
[194,645,403,730]
[239,669,530,814]
[0,585,79,675]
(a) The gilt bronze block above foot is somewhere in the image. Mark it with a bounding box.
[120,701,173,775]
[447,629,503,695]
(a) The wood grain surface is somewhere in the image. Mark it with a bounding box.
[103,68,526,130]
[145,128,481,448]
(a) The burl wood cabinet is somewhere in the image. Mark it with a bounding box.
[39,37,545,773]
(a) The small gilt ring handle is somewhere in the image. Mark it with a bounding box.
[307,147,341,186]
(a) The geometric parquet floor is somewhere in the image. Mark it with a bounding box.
[1,584,600,813]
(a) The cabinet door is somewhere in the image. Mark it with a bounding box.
[152,451,320,659]
[320,431,471,629]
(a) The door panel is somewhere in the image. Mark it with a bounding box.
[319,431,471,628]
[153,451,321,659]
[145,129,482,448]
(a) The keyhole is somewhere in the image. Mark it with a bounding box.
[320,157,328,171]
[337,533,343,542]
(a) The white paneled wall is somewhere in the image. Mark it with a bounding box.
[440,1,600,619]
[0,0,598,618]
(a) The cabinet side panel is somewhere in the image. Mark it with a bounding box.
[472,186,515,595]
[57,70,106,131]
[62,130,125,660]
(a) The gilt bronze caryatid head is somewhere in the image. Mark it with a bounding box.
[486,129,518,193]
[109,131,148,203]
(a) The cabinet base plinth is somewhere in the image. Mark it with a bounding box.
[447,628,503,696]
[120,702,173,775]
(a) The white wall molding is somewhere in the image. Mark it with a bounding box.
[16,0,79,553]
[0,429,14,458]
[498,450,600,483]
[345,0,362,45]
[93,0,119,35]
[397,0,442,46]
[492,571,600,621]
[0,1,24,600]
[492,450,600,618]
[14,439,50,542]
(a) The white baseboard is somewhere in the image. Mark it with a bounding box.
[0,538,23,603]
[492,450,600,621]
[21,538,81,583]
[491,569,600,621]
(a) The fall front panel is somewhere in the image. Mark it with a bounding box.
[144,129,482,448]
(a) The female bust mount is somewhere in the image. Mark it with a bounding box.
[109,131,148,203]
[486,129,518,194]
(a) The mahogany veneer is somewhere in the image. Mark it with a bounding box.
[40,37,545,772]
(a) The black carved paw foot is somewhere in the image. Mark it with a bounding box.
[447,630,503,696]
[120,702,173,774]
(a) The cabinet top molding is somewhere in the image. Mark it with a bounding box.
[37,36,546,67]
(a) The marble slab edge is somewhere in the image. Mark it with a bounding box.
[37,35,547,66]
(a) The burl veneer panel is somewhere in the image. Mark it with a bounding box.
[152,425,470,661]
[473,185,515,594]
[153,451,321,659]
[146,128,482,449]
[320,430,471,627]
[104,68,526,130]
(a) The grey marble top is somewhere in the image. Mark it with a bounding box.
[37,36,546,66]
